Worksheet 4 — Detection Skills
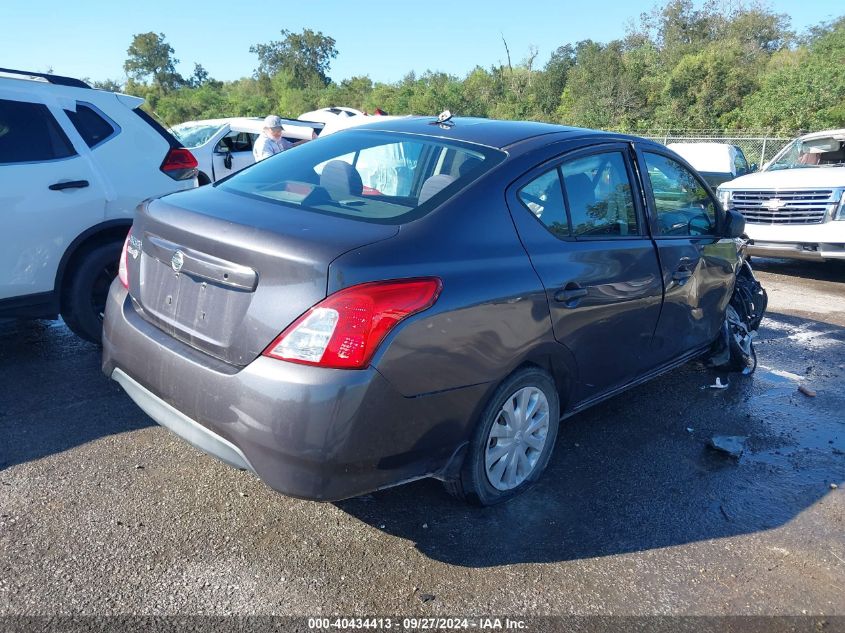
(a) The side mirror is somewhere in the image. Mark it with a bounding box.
[723,209,746,239]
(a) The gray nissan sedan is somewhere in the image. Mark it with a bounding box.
[103,116,754,505]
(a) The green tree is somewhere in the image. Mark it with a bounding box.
[533,45,575,117]
[91,79,123,92]
[734,17,845,132]
[124,32,184,92]
[250,29,338,88]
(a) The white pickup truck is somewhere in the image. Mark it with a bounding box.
[717,129,845,262]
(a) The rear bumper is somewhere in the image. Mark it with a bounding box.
[102,283,486,501]
[744,222,845,260]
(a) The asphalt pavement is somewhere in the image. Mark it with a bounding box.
[1,258,843,620]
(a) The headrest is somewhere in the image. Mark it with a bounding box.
[320,160,363,198]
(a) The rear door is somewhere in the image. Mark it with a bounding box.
[633,145,738,368]
[507,143,664,403]
[0,95,106,300]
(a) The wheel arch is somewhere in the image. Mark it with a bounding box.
[55,219,132,307]
[438,344,577,481]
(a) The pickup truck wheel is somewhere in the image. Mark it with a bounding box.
[444,367,560,506]
[61,241,123,343]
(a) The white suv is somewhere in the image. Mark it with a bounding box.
[717,129,845,262]
[0,68,198,341]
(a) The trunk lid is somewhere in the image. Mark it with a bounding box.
[128,186,399,366]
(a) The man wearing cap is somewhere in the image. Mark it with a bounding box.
[253,115,292,162]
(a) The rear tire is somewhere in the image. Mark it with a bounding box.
[445,367,560,506]
[61,241,123,343]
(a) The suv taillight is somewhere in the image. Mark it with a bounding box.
[262,278,442,369]
[160,147,198,180]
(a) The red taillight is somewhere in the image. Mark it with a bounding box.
[118,233,130,289]
[160,147,198,180]
[262,278,442,369]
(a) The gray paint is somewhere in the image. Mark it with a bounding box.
[103,119,746,501]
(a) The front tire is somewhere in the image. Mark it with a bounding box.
[61,241,123,343]
[445,367,560,506]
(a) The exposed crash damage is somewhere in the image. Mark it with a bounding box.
[708,253,769,373]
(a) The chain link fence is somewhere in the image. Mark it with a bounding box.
[636,131,795,167]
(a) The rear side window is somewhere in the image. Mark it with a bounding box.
[561,151,639,237]
[64,104,117,148]
[220,130,504,224]
[518,169,569,238]
[0,98,76,164]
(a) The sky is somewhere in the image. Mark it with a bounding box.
[2,0,843,85]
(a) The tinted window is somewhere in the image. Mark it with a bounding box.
[733,149,748,174]
[221,130,504,224]
[518,169,568,238]
[643,152,718,237]
[216,131,255,153]
[64,104,116,148]
[561,151,639,237]
[0,99,76,164]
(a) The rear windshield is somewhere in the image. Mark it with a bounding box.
[219,130,504,224]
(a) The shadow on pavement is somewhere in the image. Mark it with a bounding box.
[1,312,842,568]
[0,319,152,470]
[752,257,845,283]
[336,310,845,567]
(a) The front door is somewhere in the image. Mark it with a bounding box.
[634,147,739,369]
[212,130,258,181]
[507,143,664,404]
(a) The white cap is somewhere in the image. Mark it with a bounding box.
[263,115,284,129]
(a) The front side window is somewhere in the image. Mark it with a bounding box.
[216,131,255,153]
[0,98,76,164]
[643,152,718,237]
[518,169,568,238]
[561,151,639,238]
[64,104,117,148]
[220,130,503,223]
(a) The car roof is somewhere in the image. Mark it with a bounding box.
[798,129,845,140]
[174,116,322,134]
[175,117,263,130]
[347,116,604,150]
